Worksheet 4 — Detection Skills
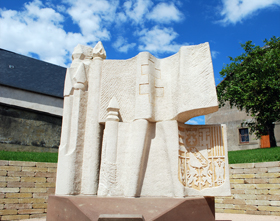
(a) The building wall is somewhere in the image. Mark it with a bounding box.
[0,104,62,151]
[205,103,280,151]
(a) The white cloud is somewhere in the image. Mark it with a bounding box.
[0,1,79,66]
[0,0,117,66]
[66,0,118,38]
[0,0,186,65]
[147,2,183,23]
[112,37,136,53]
[137,26,185,55]
[123,0,153,24]
[211,50,219,59]
[219,0,280,24]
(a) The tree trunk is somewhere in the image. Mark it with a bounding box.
[267,123,277,147]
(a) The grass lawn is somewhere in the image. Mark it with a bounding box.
[228,146,280,164]
[0,147,279,164]
[0,150,58,163]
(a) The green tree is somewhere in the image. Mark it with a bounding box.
[217,36,280,147]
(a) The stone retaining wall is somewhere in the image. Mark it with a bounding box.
[0,160,279,219]
[216,161,280,216]
[0,160,56,220]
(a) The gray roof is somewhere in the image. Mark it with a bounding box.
[0,48,66,98]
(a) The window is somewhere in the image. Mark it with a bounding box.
[239,128,249,143]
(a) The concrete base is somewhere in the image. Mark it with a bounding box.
[46,196,215,221]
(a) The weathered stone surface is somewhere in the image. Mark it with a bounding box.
[55,42,230,198]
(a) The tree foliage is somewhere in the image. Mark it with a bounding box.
[217,36,280,147]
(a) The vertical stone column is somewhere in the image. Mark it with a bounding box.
[98,97,120,196]
[81,42,106,195]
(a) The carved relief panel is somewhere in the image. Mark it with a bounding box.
[178,124,227,191]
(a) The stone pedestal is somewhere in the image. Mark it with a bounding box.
[46,196,215,221]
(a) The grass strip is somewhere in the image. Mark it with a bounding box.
[228,146,280,164]
[0,147,280,164]
[0,150,58,163]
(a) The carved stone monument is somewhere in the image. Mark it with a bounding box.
[47,42,231,221]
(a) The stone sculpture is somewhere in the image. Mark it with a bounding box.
[55,41,231,197]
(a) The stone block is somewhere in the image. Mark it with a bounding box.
[231,189,245,194]
[255,173,280,178]
[0,170,7,176]
[269,189,280,194]
[231,174,255,179]
[245,189,269,195]
[223,199,245,205]
[0,187,19,192]
[46,177,56,183]
[245,210,270,215]
[0,198,19,204]
[46,188,55,194]
[245,200,270,206]
[30,214,47,218]
[0,193,4,198]
[215,197,224,204]
[0,182,7,187]
[1,215,29,220]
[215,204,234,209]
[271,212,280,216]
[36,162,57,168]
[268,167,280,173]
[4,203,32,209]
[22,167,48,172]
[223,209,245,214]
[230,163,254,169]
[215,208,225,213]
[269,178,280,183]
[35,172,56,178]
[0,176,20,182]
[244,178,268,184]
[243,168,268,174]
[33,203,48,209]
[0,166,21,171]
[21,177,46,183]
[256,194,280,200]
[254,161,280,168]
[35,182,55,188]
[234,194,256,200]
[5,193,32,198]
[230,168,244,174]
[231,184,256,189]
[7,181,35,188]
[258,205,280,212]
[0,160,9,166]
[46,196,215,221]
[255,184,280,189]
[8,171,35,177]
[9,161,36,167]
[47,167,57,173]
[234,204,257,211]
[270,201,280,206]
[20,188,47,193]
[230,179,244,183]
[19,198,46,204]
[18,209,45,214]
[0,209,18,215]
[33,193,51,199]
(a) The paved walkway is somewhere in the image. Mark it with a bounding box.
[20,213,280,221]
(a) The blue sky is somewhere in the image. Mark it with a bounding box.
[1,0,280,124]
